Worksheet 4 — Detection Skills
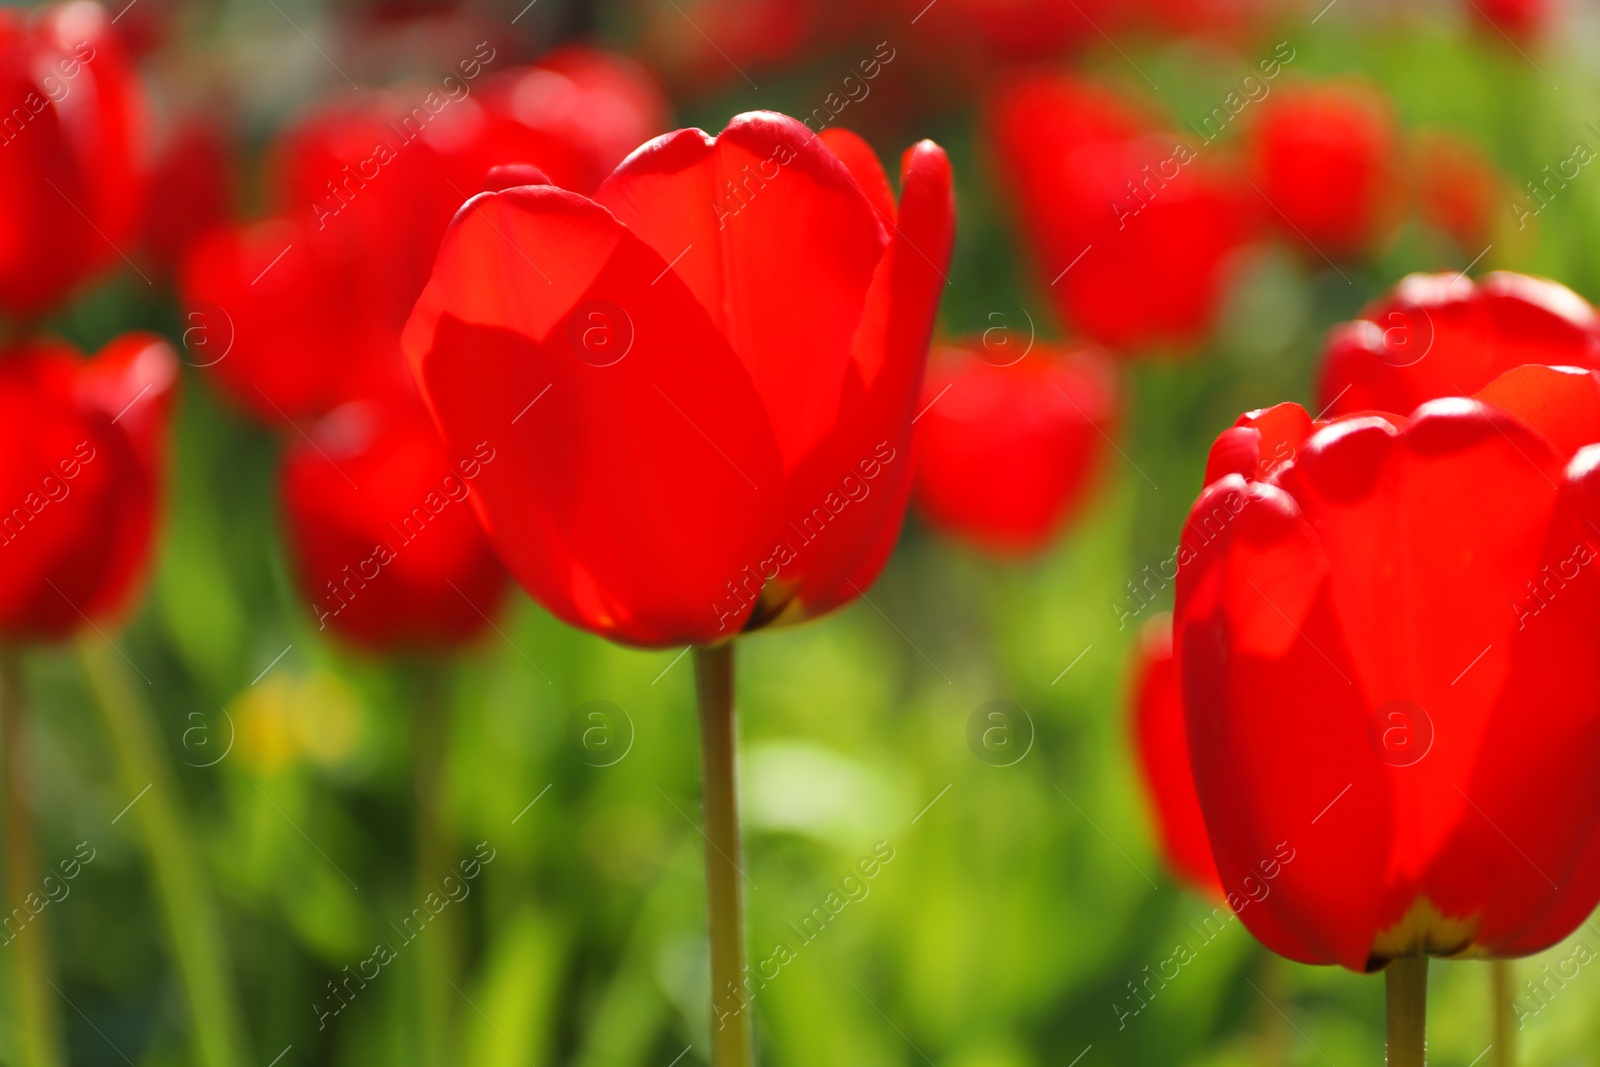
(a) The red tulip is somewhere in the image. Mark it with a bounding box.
[282,397,508,650]
[1470,0,1546,41]
[912,341,1117,554]
[0,2,147,319]
[905,0,1112,62]
[470,48,671,197]
[1316,271,1600,421]
[101,0,176,57]
[989,74,1152,175]
[989,74,1255,353]
[1412,131,1501,254]
[139,115,234,280]
[1174,365,1600,970]
[200,89,472,419]
[1246,82,1397,260]
[0,334,176,641]
[641,0,816,93]
[403,113,955,647]
[649,0,844,95]
[1132,613,1222,896]
[181,48,667,425]
[185,220,407,424]
[1141,0,1274,39]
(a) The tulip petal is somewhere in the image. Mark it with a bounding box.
[0,26,93,316]
[77,337,176,624]
[1436,442,1600,954]
[1203,402,1317,486]
[0,337,174,639]
[1178,474,1380,967]
[818,127,896,223]
[1132,614,1221,896]
[594,112,890,473]
[789,138,956,615]
[47,1,147,256]
[1474,363,1600,462]
[1317,271,1600,419]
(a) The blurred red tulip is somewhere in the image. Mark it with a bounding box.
[404,114,955,647]
[100,0,195,57]
[640,0,815,94]
[990,73,1152,163]
[0,1,148,319]
[181,215,417,423]
[470,48,671,197]
[1141,0,1274,39]
[189,89,496,424]
[989,74,1255,354]
[1175,366,1600,969]
[0,334,176,641]
[139,115,234,280]
[1247,82,1398,260]
[1470,0,1547,41]
[1316,271,1600,420]
[1412,130,1501,253]
[912,341,1117,554]
[1131,613,1221,896]
[282,397,508,650]
[905,0,1109,63]
[181,48,668,426]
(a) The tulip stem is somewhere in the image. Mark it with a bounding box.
[78,636,248,1067]
[1492,959,1515,1067]
[694,644,753,1066]
[2,650,65,1067]
[1386,956,1428,1067]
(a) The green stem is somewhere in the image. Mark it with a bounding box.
[1386,956,1428,1067]
[2,651,65,1067]
[1492,959,1515,1067]
[694,645,752,1066]
[77,637,248,1067]
[411,662,454,1067]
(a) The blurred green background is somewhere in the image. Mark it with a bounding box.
[20,0,1600,1064]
